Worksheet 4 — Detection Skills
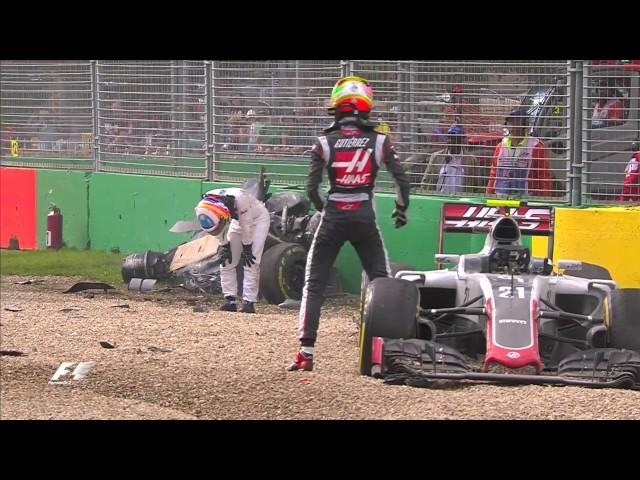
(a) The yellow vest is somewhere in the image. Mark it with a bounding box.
[375,122,391,135]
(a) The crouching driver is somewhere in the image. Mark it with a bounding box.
[195,187,270,313]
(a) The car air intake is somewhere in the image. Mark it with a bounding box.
[492,217,520,243]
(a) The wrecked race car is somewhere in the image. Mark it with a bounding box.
[121,169,340,304]
[358,200,640,390]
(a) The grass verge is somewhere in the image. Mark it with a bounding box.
[0,248,125,286]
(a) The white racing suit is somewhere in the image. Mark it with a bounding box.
[205,187,270,303]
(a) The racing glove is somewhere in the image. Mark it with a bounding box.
[391,202,408,229]
[218,243,232,267]
[240,243,256,267]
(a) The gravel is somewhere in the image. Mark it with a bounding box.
[1,275,639,420]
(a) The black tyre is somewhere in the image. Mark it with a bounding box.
[263,234,281,251]
[359,262,415,322]
[259,242,307,304]
[609,288,640,352]
[358,277,419,376]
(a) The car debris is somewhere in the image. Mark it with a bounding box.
[14,279,43,285]
[4,306,24,312]
[169,219,201,233]
[99,341,117,349]
[64,282,115,294]
[148,346,172,353]
[127,278,157,292]
[121,168,340,305]
[60,307,81,313]
[110,304,131,309]
[278,298,301,310]
[0,350,26,357]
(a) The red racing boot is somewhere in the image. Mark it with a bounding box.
[286,349,314,371]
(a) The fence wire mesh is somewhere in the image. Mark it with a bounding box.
[95,60,207,177]
[0,60,93,169]
[1,60,638,205]
[211,60,342,184]
[582,61,640,204]
[350,61,570,200]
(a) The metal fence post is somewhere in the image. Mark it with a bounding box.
[568,60,584,206]
[341,60,350,78]
[576,61,586,206]
[205,60,215,181]
[170,61,179,162]
[398,61,410,148]
[408,61,416,153]
[90,60,101,171]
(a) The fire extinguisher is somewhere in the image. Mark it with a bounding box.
[46,204,63,249]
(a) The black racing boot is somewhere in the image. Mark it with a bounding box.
[241,301,256,314]
[220,296,237,312]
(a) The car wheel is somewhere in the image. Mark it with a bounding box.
[259,242,307,305]
[608,288,640,352]
[359,262,415,325]
[359,277,419,376]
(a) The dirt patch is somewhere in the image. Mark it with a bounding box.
[1,275,639,419]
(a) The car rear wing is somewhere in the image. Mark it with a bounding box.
[438,200,555,263]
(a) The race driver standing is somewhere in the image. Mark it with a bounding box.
[287,76,411,372]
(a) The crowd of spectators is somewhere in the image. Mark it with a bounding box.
[3,76,636,201]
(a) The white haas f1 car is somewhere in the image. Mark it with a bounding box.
[359,201,640,390]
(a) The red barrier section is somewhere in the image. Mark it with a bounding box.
[0,167,37,250]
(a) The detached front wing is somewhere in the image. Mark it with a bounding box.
[374,338,640,390]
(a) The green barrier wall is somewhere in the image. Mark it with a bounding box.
[28,168,536,294]
[89,173,201,253]
[200,182,515,293]
[36,170,90,249]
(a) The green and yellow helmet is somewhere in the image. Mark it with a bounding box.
[329,76,374,114]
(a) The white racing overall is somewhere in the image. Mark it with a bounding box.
[205,187,270,303]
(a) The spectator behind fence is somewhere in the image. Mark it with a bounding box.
[39,117,59,151]
[432,106,458,146]
[257,116,286,154]
[592,79,625,129]
[25,109,49,149]
[421,124,482,194]
[124,102,145,154]
[285,111,307,155]
[486,108,552,198]
[449,84,466,119]
[620,141,640,202]
[245,110,263,153]
[374,111,393,141]
[222,101,247,152]
[103,100,124,153]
